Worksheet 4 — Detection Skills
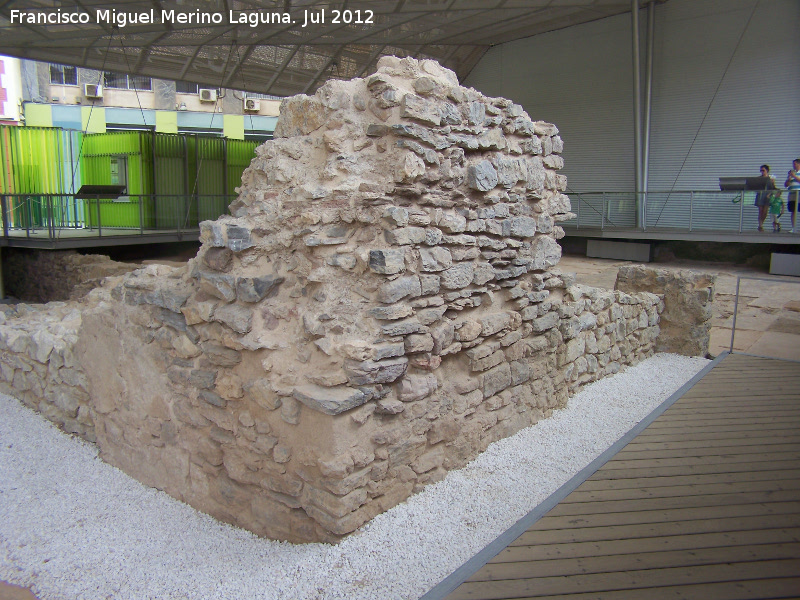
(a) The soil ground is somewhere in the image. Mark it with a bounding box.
[2,253,797,599]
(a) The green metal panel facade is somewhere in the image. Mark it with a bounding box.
[0,126,82,228]
[1,125,258,231]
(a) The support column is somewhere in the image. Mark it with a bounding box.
[642,0,656,224]
[631,0,643,227]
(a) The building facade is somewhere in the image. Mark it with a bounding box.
[2,56,279,140]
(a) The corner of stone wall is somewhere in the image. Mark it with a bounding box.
[614,264,715,357]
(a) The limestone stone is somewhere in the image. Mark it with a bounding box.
[397,373,438,402]
[377,276,422,304]
[369,249,406,275]
[386,227,427,246]
[236,275,284,303]
[197,272,237,302]
[213,304,252,334]
[440,263,474,290]
[467,160,499,192]
[401,94,441,126]
[204,247,233,271]
[419,247,453,272]
[292,385,369,415]
[344,358,408,385]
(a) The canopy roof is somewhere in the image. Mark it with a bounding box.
[0,0,646,97]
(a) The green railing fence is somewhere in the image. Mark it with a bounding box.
[1,125,259,232]
[2,193,238,241]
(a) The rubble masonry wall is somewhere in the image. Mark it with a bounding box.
[0,57,710,543]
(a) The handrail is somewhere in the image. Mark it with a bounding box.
[566,189,798,235]
[0,193,237,245]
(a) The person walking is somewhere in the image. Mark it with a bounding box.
[786,159,800,233]
[755,164,775,232]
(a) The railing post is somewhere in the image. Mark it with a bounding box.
[1,195,8,238]
[689,191,694,232]
[96,196,102,238]
[47,195,54,241]
[730,276,741,353]
[642,191,647,232]
[601,192,606,230]
[738,191,744,233]
[25,197,31,238]
[576,195,580,229]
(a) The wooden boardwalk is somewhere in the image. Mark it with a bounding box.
[425,353,800,600]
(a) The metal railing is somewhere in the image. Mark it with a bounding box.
[0,193,236,243]
[567,189,799,234]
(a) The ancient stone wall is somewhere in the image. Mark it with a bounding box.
[3,249,139,302]
[0,57,709,543]
[615,265,715,357]
[0,302,93,440]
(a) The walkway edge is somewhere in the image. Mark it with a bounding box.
[418,351,728,600]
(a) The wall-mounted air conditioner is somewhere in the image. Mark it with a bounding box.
[83,84,103,99]
[243,98,260,112]
[199,88,218,102]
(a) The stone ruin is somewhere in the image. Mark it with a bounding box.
[0,57,714,543]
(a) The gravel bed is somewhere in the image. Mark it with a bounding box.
[0,353,709,600]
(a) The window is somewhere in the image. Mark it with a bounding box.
[244,91,282,100]
[50,64,78,85]
[176,81,199,94]
[103,72,152,91]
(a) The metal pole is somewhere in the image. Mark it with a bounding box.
[631,0,643,227]
[601,193,606,230]
[642,191,647,231]
[689,191,694,231]
[139,194,145,235]
[576,195,581,229]
[97,196,102,238]
[47,195,54,241]
[730,276,741,352]
[1,195,8,238]
[642,1,655,218]
[738,190,744,233]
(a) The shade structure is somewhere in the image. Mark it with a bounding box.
[0,0,649,97]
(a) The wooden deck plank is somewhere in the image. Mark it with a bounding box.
[546,492,800,518]
[466,543,800,581]
[621,434,800,448]
[578,469,800,491]
[509,578,800,600]
[589,460,800,479]
[432,355,800,600]
[446,559,800,599]
[495,528,800,562]
[628,430,800,443]
[562,478,800,503]
[524,502,800,530]
[511,514,800,546]
[613,443,800,460]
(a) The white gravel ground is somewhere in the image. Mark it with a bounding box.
[0,353,709,600]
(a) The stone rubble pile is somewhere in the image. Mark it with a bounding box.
[0,57,712,543]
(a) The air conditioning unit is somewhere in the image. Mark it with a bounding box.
[243,98,260,112]
[83,84,103,99]
[199,88,217,102]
